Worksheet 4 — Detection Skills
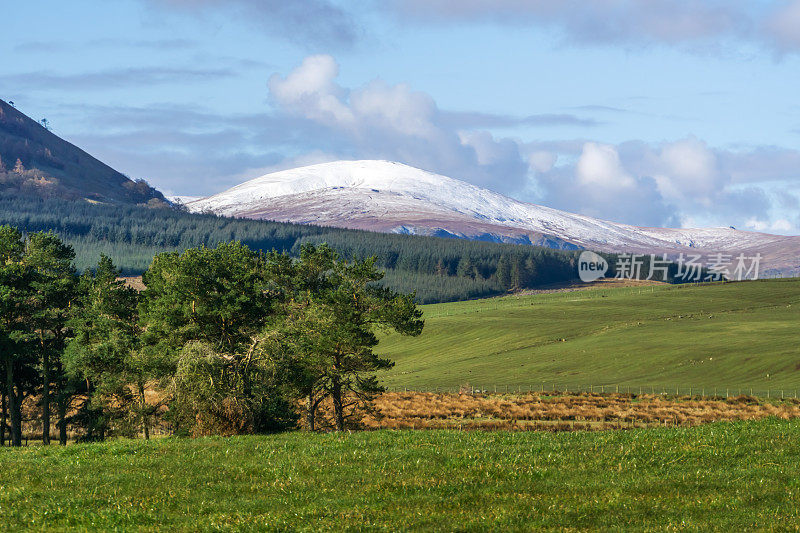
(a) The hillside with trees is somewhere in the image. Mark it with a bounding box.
[0,194,641,303]
[0,99,164,205]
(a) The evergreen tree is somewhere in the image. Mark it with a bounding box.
[0,226,26,446]
[302,249,423,431]
[64,255,147,440]
[139,242,294,435]
[23,232,76,445]
[495,254,512,289]
[456,256,476,279]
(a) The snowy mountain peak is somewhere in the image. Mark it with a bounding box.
[191,160,522,219]
[185,160,799,275]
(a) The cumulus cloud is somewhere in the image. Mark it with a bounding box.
[526,138,794,229]
[268,54,531,192]
[263,56,800,231]
[43,56,799,234]
[532,142,676,226]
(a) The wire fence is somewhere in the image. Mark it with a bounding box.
[386,383,800,400]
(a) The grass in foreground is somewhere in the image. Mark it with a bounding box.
[379,278,800,390]
[1,419,799,531]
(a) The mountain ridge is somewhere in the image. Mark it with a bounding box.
[184,160,800,276]
[0,99,165,205]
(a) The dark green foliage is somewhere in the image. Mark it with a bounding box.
[265,244,424,430]
[23,231,77,445]
[140,242,295,436]
[0,226,28,447]
[0,193,598,303]
[0,227,79,446]
[65,255,152,441]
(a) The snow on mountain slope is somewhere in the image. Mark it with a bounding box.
[185,160,800,275]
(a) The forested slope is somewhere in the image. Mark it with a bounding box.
[0,194,615,302]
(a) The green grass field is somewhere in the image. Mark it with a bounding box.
[379,279,800,391]
[1,419,798,531]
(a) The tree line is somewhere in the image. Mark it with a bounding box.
[1,226,423,446]
[0,194,596,303]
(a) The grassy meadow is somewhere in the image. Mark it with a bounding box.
[1,419,798,531]
[379,279,800,392]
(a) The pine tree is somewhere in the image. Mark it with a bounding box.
[457,256,476,279]
[139,242,294,435]
[298,248,423,431]
[64,255,145,440]
[495,254,512,289]
[0,226,27,446]
[23,232,77,445]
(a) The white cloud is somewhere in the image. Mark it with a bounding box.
[649,138,722,205]
[264,56,799,232]
[268,54,529,193]
[745,217,796,233]
[268,55,355,127]
[576,142,635,189]
[528,151,557,173]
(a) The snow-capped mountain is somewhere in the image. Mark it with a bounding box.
[184,160,800,275]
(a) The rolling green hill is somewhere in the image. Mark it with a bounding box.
[378,279,800,391]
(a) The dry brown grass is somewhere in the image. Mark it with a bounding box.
[361,391,800,431]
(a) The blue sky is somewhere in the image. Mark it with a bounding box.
[2,0,799,233]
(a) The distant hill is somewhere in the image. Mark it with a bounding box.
[379,278,800,391]
[0,99,164,204]
[185,159,800,276]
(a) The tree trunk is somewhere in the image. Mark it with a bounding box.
[55,361,68,446]
[306,392,316,431]
[57,394,67,446]
[331,375,344,432]
[1,387,6,446]
[5,358,22,447]
[139,381,150,440]
[42,347,51,445]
